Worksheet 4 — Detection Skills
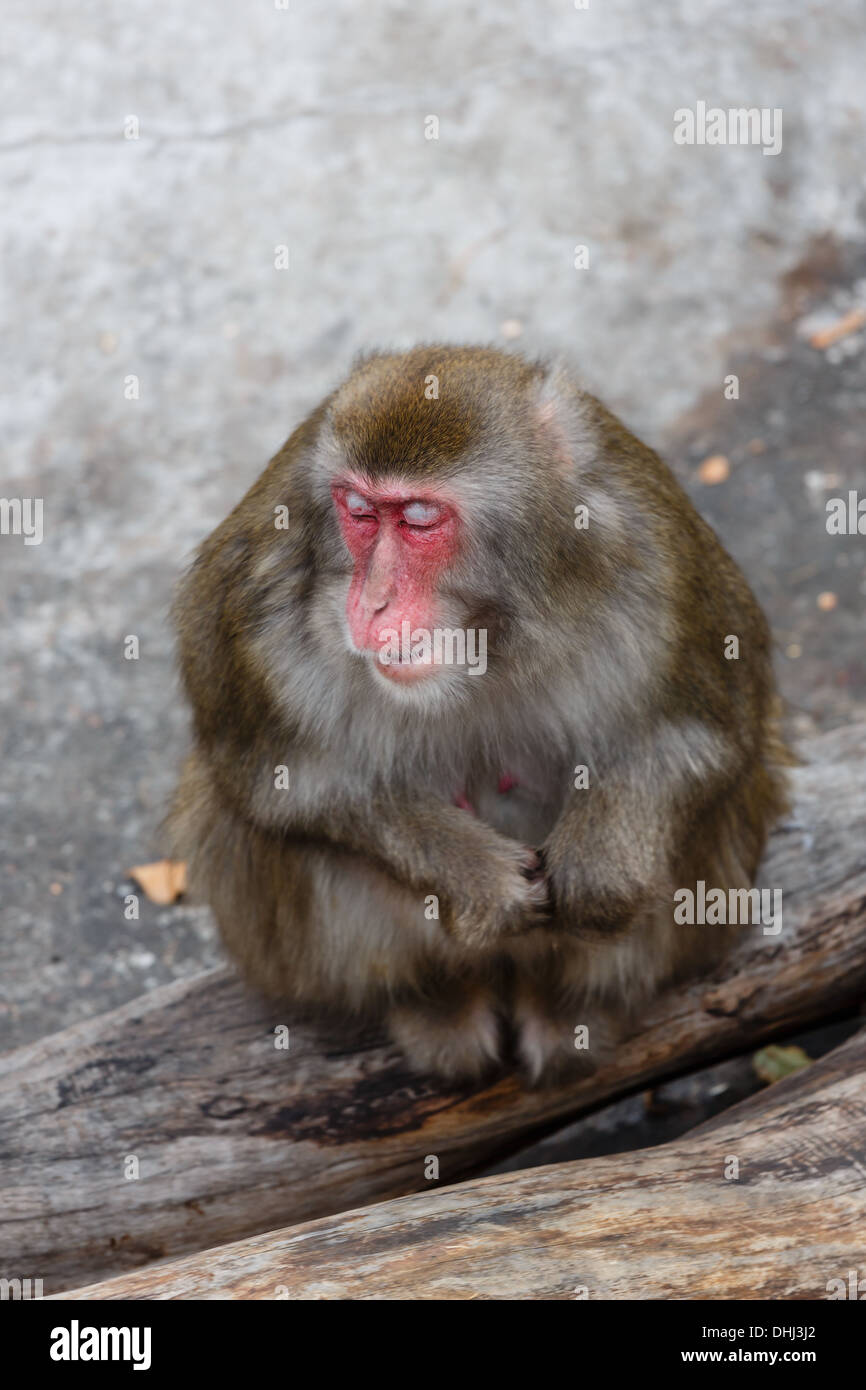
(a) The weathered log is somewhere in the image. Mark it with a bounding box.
[59,1026,866,1299]
[2,722,865,1294]
[479,1016,861,1176]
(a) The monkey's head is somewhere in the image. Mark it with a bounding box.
[303,345,609,707]
[182,345,652,759]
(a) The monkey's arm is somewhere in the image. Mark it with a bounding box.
[542,720,736,936]
[210,744,545,949]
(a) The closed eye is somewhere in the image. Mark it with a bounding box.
[402,500,443,528]
[345,488,377,519]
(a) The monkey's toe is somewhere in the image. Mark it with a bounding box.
[513,1007,606,1088]
[389,994,504,1081]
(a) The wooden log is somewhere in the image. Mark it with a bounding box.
[478,1016,861,1176]
[59,1026,866,1299]
[2,722,865,1294]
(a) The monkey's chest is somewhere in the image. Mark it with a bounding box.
[461,762,563,845]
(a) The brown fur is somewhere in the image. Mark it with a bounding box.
[169,346,790,1084]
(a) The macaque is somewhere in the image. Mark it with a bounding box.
[169,345,789,1083]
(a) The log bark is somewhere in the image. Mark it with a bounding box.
[2,722,865,1294]
[59,1026,866,1299]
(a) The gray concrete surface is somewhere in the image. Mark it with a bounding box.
[1,0,865,1051]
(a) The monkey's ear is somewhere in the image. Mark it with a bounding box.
[533,360,593,479]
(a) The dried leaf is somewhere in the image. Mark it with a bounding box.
[698,454,730,485]
[128,859,187,905]
[809,307,866,350]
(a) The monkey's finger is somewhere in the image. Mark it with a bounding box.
[520,847,546,882]
[522,872,553,920]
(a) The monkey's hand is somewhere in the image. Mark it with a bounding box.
[439,834,550,950]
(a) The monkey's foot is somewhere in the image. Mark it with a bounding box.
[513,1001,611,1088]
[389,993,503,1081]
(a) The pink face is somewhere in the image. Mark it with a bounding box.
[331,477,460,684]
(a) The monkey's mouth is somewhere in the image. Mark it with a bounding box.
[373,653,438,684]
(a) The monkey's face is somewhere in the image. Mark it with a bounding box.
[304,346,585,709]
[331,475,474,691]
